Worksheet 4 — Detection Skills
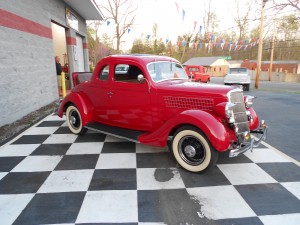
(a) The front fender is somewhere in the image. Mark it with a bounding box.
[138,110,233,152]
[57,92,93,127]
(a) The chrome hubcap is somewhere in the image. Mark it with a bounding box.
[70,115,76,125]
[184,145,196,158]
[178,135,206,166]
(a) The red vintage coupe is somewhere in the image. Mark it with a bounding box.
[57,54,267,172]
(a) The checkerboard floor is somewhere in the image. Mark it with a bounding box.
[0,114,300,225]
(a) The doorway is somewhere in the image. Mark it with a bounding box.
[51,22,69,95]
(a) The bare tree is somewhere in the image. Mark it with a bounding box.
[202,0,218,39]
[272,0,300,13]
[99,0,138,52]
[232,0,254,40]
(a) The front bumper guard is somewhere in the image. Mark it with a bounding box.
[229,120,268,158]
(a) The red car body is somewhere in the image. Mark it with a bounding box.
[57,54,267,172]
[184,65,210,83]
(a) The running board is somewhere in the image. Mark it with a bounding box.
[85,122,146,143]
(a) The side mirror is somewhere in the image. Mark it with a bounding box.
[137,74,145,83]
[137,74,150,93]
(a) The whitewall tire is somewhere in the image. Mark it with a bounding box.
[171,126,218,172]
[66,105,87,135]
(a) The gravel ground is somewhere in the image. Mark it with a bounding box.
[0,100,60,146]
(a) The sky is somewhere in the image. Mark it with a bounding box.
[95,0,260,50]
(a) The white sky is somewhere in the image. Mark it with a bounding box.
[96,0,261,50]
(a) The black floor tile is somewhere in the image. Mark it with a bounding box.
[214,217,264,225]
[101,142,136,153]
[55,154,98,170]
[89,169,137,190]
[0,172,50,194]
[53,126,73,134]
[12,135,50,144]
[0,156,25,172]
[138,189,210,224]
[37,121,65,127]
[178,166,231,188]
[75,133,106,143]
[218,151,253,164]
[30,143,71,155]
[235,183,300,216]
[136,153,177,168]
[257,162,300,182]
[13,192,85,225]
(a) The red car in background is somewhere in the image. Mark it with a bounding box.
[184,65,210,83]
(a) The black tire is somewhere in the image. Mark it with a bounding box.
[170,126,218,172]
[66,105,87,135]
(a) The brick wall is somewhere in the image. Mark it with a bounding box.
[0,0,88,126]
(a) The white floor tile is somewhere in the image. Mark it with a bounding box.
[218,163,277,185]
[137,168,185,190]
[66,142,103,155]
[43,134,77,144]
[38,169,94,193]
[259,213,300,225]
[187,185,256,220]
[281,182,300,200]
[96,153,136,169]
[136,143,168,153]
[24,127,59,135]
[0,172,8,180]
[0,144,39,156]
[0,194,34,225]
[11,155,62,172]
[244,148,291,163]
[76,190,138,223]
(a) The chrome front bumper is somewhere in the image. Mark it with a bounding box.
[229,120,268,158]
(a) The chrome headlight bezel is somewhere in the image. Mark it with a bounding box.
[225,102,236,123]
[244,95,256,108]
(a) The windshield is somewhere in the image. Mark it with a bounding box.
[147,61,188,82]
[229,68,247,74]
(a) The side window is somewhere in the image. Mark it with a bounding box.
[114,64,143,83]
[99,65,109,81]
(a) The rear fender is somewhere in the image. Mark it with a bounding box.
[57,93,93,127]
[138,110,233,151]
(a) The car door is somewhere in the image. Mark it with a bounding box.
[107,63,152,131]
[87,64,112,125]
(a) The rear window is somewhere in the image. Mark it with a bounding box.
[188,67,200,72]
[229,68,247,73]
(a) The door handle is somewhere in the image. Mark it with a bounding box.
[107,92,114,97]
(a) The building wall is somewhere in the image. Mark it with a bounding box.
[0,0,89,127]
[241,61,299,74]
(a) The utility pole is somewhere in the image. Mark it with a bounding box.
[268,22,276,81]
[255,0,268,89]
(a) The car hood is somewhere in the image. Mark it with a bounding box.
[155,80,237,99]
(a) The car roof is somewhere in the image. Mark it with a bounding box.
[104,54,180,65]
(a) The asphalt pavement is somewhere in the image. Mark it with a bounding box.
[211,77,300,162]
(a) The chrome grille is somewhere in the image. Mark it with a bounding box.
[229,91,249,134]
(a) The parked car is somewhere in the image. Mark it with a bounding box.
[184,65,210,83]
[224,67,251,91]
[58,54,267,172]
